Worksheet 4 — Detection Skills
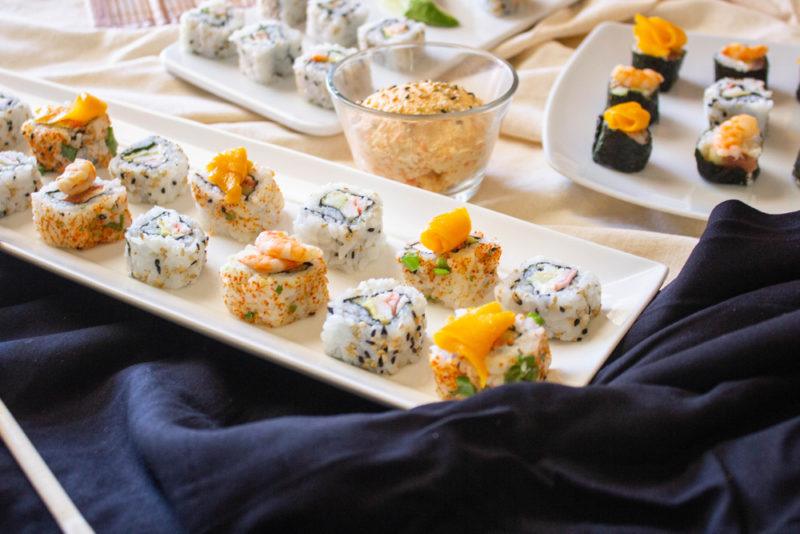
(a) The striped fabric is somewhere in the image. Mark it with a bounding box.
[88,0,255,28]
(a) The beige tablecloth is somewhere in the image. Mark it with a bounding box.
[3,0,799,281]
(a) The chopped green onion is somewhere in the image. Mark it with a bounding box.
[224,210,236,221]
[401,252,420,272]
[275,284,283,295]
[504,355,540,384]
[243,311,256,322]
[433,257,451,276]
[288,303,297,314]
[455,376,477,397]
[104,213,125,231]
[527,312,545,326]
[105,127,118,156]
[37,163,48,174]
[60,144,78,162]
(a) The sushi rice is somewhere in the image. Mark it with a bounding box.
[109,135,189,205]
[257,0,307,27]
[322,278,426,375]
[125,207,208,289]
[0,92,31,150]
[229,21,303,85]
[0,151,41,218]
[293,44,358,109]
[307,0,369,48]
[179,0,245,59]
[704,78,773,134]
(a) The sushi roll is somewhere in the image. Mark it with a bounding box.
[695,114,762,186]
[704,78,772,135]
[228,21,303,85]
[32,159,131,249]
[293,44,358,109]
[109,135,189,205]
[307,0,369,48]
[0,151,42,218]
[592,101,652,173]
[179,0,244,59]
[257,0,307,28]
[189,147,284,242]
[22,93,117,174]
[631,14,686,92]
[220,231,329,327]
[125,207,207,289]
[607,64,664,123]
[793,149,800,187]
[429,302,551,400]
[715,43,769,86]
[294,183,385,272]
[357,18,425,50]
[398,207,501,308]
[0,91,31,150]
[322,278,426,375]
[479,0,521,16]
[494,257,602,342]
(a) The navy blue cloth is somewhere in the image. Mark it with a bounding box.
[2,200,800,533]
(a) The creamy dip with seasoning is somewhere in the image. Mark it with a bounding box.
[360,81,483,115]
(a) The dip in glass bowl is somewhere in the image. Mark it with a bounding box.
[327,42,518,201]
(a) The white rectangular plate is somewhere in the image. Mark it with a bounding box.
[0,69,666,408]
[544,22,800,221]
[161,0,574,136]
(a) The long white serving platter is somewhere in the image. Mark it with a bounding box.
[161,0,575,136]
[0,68,666,408]
[544,22,800,221]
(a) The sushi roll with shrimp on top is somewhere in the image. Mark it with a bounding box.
[607,65,664,123]
[220,231,329,328]
[429,301,552,400]
[592,101,652,173]
[695,114,762,186]
[398,207,501,309]
[631,14,686,92]
[715,43,769,86]
[189,147,284,243]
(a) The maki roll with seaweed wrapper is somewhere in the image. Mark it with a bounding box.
[22,93,117,174]
[179,0,244,59]
[607,65,664,122]
[398,207,501,309]
[307,0,369,48]
[190,147,284,242]
[0,92,31,150]
[229,22,303,86]
[631,14,686,92]
[715,43,769,86]
[704,78,772,135]
[495,257,602,342]
[109,135,189,204]
[322,278,427,375]
[0,151,41,218]
[695,114,762,186]
[220,231,329,328]
[592,101,652,173]
[430,302,551,400]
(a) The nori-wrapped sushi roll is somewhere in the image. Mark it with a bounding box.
[715,43,769,87]
[592,102,652,173]
[631,14,687,92]
[607,64,664,122]
[793,149,800,186]
[695,114,762,186]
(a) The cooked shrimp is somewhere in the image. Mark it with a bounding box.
[239,245,301,273]
[254,231,323,263]
[611,65,664,92]
[714,115,760,158]
[56,159,96,196]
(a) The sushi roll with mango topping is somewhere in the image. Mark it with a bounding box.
[592,101,652,173]
[631,14,687,92]
[22,93,117,174]
[220,230,329,327]
[189,147,284,242]
[430,301,552,400]
[398,207,501,308]
[695,114,762,186]
[607,64,664,123]
[715,43,769,86]
[32,159,131,249]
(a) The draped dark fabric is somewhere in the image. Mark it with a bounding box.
[1,200,799,533]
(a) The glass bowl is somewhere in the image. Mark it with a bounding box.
[327,42,518,201]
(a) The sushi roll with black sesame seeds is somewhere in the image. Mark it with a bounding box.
[479,0,520,16]
[715,43,769,86]
[179,0,244,59]
[322,278,427,375]
[695,114,762,186]
[109,136,189,205]
[592,102,652,173]
[307,0,369,48]
[294,183,385,272]
[704,78,772,135]
[631,14,686,92]
[293,44,358,109]
[0,92,30,151]
[125,207,208,289]
[607,65,664,123]
[0,151,41,219]
[229,21,303,85]
[494,257,601,342]
[357,17,425,71]
[258,0,307,28]
[430,302,551,400]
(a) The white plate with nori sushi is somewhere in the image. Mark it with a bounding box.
[160,0,574,136]
[0,68,667,408]
[544,22,800,221]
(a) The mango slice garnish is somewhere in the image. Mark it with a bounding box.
[207,147,254,204]
[721,43,768,62]
[35,93,107,128]
[603,101,651,133]
[633,14,687,58]
[420,207,471,254]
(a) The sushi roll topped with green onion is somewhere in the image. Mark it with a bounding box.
[592,101,652,173]
[631,14,686,92]
[695,114,762,186]
[715,43,769,86]
[607,64,664,122]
